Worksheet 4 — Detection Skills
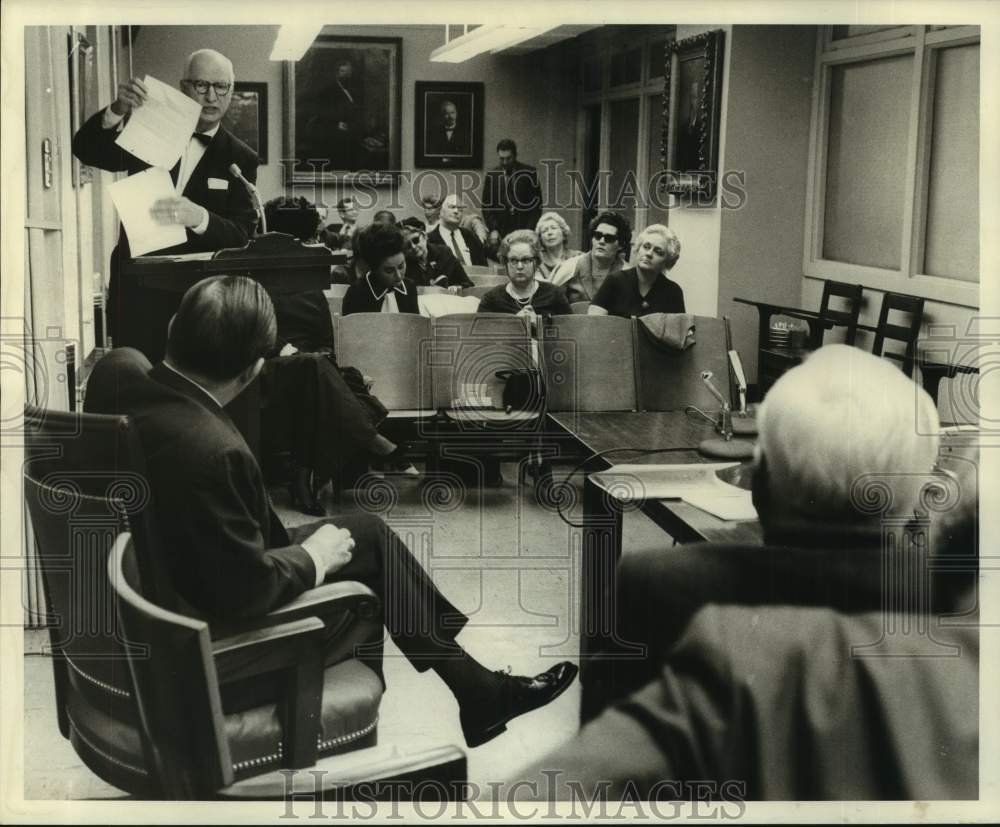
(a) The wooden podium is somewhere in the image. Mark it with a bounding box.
[119,233,337,362]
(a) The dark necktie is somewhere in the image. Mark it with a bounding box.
[450,229,468,265]
[192,132,212,146]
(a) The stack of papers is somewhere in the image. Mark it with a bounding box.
[590,463,758,521]
[105,75,203,255]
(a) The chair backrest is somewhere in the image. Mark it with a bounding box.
[466,272,507,288]
[22,404,165,795]
[540,315,638,412]
[634,315,732,411]
[570,301,591,315]
[429,314,533,410]
[417,285,448,295]
[335,313,435,410]
[109,535,233,796]
[872,291,925,377]
[460,284,495,300]
[817,280,864,346]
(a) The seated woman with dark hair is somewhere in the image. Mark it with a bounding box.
[548,211,630,304]
[588,224,685,318]
[343,223,421,315]
[262,197,414,515]
[477,230,571,325]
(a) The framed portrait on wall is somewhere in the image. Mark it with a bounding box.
[660,29,725,201]
[284,36,402,185]
[222,82,267,164]
[414,81,484,168]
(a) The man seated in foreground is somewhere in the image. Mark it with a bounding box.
[511,345,978,799]
[84,275,576,748]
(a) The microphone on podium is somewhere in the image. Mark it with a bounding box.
[697,370,755,460]
[230,163,266,234]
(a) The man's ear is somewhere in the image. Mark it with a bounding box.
[238,357,265,387]
[166,315,176,340]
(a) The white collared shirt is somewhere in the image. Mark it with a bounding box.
[101,105,213,235]
[365,272,408,313]
[161,360,224,408]
[441,224,471,265]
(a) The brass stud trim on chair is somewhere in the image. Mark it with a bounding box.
[65,655,131,698]
[316,715,378,752]
[66,713,148,775]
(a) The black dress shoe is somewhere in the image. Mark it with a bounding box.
[460,661,579,748]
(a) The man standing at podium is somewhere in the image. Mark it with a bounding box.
[72,48,259,358]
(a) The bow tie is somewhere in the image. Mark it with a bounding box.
[191,132,212,146]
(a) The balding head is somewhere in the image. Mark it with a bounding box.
[440,194,466,229]
[756,345,940,525]
[182,49,235,131]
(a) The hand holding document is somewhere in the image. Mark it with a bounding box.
[115,75,201,170]
[107,168,187,256]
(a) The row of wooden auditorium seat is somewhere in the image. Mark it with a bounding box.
[332,312,731,415]
[326,274,509,315]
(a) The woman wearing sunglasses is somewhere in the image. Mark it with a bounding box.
[588,224,685,318]
[548,211,630,304]
[477,230,572,324]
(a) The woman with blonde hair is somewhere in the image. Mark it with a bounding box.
[534,211,580,279]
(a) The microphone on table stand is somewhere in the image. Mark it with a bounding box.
[727,350,758,436]
[697,370,755,459]
[229,163,266,234]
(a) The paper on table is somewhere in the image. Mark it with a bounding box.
[115,75,201,170]
[107,168,187,256]
[682,489,758,521]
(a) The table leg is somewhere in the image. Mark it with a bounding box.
[579,475,644,724]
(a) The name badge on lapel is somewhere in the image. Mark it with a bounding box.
[208,178,229,190]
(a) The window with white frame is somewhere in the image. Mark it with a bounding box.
[803,26,979,308]
[576,26,674,241]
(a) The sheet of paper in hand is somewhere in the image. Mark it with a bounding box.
[107,167,187,256]
[115,75,201,170]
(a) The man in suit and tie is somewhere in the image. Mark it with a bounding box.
[425,99,470,157]
[427,194,487,266]
[481,138,543,249]
[72,48,258,360]
[84,275,577,747]
[398,217,472,289]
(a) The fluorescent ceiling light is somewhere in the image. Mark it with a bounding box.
[269,24,323,61]
[430,24,557,63]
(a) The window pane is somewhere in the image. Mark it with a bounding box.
[646,93,669,226]
[582,57,601,93]
[648,38,667,79]
[608,97,640,229]
[831,25,903,39]
[924,44,979,282]
[610,47,642,86]
[822,55,913,269]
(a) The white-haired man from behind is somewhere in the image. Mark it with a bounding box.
[512,345,978,801]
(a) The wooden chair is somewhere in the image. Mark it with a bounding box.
[464,265,498,279]
[867,291,925,377]
[110,536,466,799]
[460,284,496,300]
[22,404,463,798]
[540,315,637,412]
[335,313,436,416]
[634,315,733,412]
[735,280,864,396]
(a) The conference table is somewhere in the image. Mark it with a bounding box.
[546,410,761,719]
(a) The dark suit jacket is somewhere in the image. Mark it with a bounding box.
[72,108,259,354]
[425,123,471,157]
[428,225,487,267]
[84,348,315,620]
[342,277,421,316]
[405,243,472,288]
[481,161,543,237]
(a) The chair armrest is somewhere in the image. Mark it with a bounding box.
[209,580,380,640]
[212,617,326,769]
